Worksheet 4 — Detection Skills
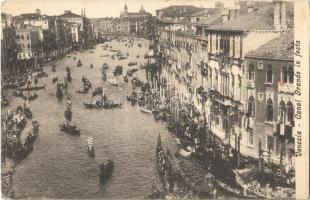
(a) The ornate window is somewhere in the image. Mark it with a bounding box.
[279,100,286,122]
[266,65,273,83]
[282,66,288,83]
[248,95,255,117]
[288,66,294,84]
[287,101,294,124]
[266,98,273,122]
[248,63,255,80]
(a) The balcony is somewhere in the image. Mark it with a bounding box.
[278,82,294,94]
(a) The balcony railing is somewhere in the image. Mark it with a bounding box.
[278,82,294,94]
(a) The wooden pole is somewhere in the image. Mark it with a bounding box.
[258,139,262,172]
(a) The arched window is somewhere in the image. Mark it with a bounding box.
[266,98,273,121]
[248,95,255,117]
[266,65,273,83]
[287,101,294,124]
[249,63,255,80]
[279,100,286,122]
[282,66,288,83]
[288,66,294,84]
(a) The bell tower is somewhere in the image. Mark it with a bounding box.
[124,3,128,14]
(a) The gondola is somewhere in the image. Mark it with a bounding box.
[77,59,83,67]
[59,123,80,135]
[56,84,63,99]
[139,106,153,114]
[76,89,89,94]
[28,93,38,101]
[99,160,114,182]
[87,137,95,157]
[103,101,123,109]
[18,85,46,91]
[83,102,95,109]
[1,97,9,107]
[67,72,72,83]
[52,77,58,83]
[24,108,33,119]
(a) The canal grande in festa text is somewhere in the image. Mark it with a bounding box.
[1,0,297,199]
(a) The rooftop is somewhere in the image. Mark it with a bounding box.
[209,3,294,31]
[245,31,294,60]
[190,8,219,17]
[60,11,82,18]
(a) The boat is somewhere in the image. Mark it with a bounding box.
[28,93,38,101]
[128,62,137,66]
[103,100,122,109]
[77,59,83,67]
[87,137,95,157]
[139,106,153,114]
[24,107,33,119]
[99,160,114,182]
[56,84,63,99]
[108,78,119,86]
[52,65,56,72]
[178,148,192,157]
[65,109,72,121]
[59,123,80,135]
[83,102,95,109]
[18,85,46,91]
[76,89,89,94]
[102,63,109,69]
[52,77,58,83]
[89,50,94,53]
[1,97,9,107]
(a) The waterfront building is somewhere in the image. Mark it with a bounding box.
[156,5,203,22]
[15,25,41,62]
[60,10,84,32]
[155,0,294,166]
[1,13,17,75]
[245,30,294,169]
[119,4,152,36]
[13,9,50,30]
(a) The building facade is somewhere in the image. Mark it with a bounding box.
[155,0,294,167]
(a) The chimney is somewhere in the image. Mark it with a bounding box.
[222,9,229,22]
[273,0,281,30]
[65,10,71,14]
[281,1,287,29]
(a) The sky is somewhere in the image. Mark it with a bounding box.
[1,0,235,18]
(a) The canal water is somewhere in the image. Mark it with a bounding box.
[3,38,177,199]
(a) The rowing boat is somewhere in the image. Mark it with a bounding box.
[18,85,46,91]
